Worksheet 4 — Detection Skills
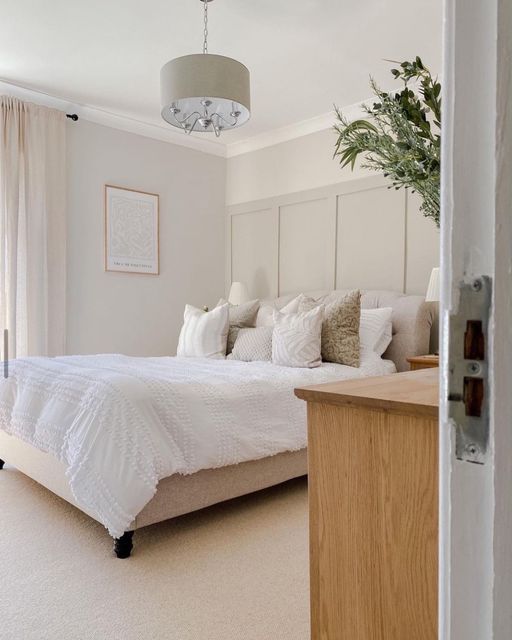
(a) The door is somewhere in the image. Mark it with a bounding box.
[440,0,512,638]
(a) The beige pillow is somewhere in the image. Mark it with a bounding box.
[296,293,328,312]
[217,298,260,354]
[255,294,305,327]
[299,290,361,367]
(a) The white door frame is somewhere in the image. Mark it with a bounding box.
[440,0,512,638]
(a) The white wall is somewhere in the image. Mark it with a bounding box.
[66,120,226,356]
[226,128,369,206]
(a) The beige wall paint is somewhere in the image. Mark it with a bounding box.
[228,176,440,299]
[227,128,440,301]
[66,120,226,356]
[226,128,369,206]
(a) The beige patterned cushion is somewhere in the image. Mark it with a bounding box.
[299,290,361,367]
[217,298,260,354]
[231,327,273,362]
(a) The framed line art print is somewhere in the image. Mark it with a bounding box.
[104,185,159,275]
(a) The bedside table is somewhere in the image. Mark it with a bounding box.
[407,354,439,370]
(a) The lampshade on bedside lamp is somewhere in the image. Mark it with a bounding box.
[425,268,440,302]
[228,282,249,305]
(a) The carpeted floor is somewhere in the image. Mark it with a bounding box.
[0,465,310,640]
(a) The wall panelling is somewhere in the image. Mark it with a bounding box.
[227,175,439,299]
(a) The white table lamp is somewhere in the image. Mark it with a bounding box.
[425,267,440,302]
[228,281,249,305]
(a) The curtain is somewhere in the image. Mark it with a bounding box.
[0,96,66,358]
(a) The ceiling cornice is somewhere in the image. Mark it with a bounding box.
[0,78,373,159]
[0,79,227,158]
[224,102,369,158]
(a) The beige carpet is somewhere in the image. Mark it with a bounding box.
[0,465,310,640]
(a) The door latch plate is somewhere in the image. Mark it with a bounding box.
[448,276,491,464]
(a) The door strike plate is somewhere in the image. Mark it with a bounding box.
[448,275,491,464]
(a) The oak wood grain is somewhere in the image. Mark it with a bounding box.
[407,355,440,371]
[295,367,439,417]
[307,390,438,639]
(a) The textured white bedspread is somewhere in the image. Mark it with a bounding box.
[0,353,395,536]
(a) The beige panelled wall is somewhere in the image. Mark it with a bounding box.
[230,208,279,300]
[336,187,406,291]
[279,198,337,294]
[227,175,440,298]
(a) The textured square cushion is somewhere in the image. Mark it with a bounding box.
[272,306,324,368]
[360,307,393,356]
[177,303,229,358]
[299,290,361,367]
[217,298,260,354]
[231,326,273,362]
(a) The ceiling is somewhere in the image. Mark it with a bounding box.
[0,0,442,147]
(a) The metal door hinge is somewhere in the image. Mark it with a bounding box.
[448,275,492,464]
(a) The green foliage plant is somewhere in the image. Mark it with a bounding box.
[334,57,441,227]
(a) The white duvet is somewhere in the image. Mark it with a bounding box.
[0,353,395,537]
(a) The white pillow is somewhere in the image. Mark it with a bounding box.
[177,303,229,358]
[272,306,324,368]
[256,295,303,327]
[359,307,393,356]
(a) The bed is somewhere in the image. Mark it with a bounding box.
[0,289,434,558]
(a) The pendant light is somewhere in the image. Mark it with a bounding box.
[160,0,251,137]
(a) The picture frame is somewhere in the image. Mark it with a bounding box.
[104,184,159,275]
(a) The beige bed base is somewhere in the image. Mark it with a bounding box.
[0,429,307,555]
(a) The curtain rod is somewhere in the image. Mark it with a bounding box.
[66,113,78,121]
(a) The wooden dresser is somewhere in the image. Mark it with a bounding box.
[407,354,440,370]
[295,368,438,640]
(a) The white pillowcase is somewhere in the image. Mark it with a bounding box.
[256,294,303,327]
[359,307,393,356]
[272,306,324,368]
[177,303,229,359]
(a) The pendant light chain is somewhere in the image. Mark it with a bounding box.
[203,1,208,54]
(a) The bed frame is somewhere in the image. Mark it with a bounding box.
[0,289,435,558]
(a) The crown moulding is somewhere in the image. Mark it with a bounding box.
[0,78,368,159]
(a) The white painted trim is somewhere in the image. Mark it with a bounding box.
[440,0,504,637]
[0,77,372,159]
[225,102,369,158]
[0,78,227,158]
[0,77,427,160]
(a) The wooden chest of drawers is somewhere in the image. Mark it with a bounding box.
[296,368,439,640]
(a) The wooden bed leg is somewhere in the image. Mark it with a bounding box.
[0,459,4,470]
[113,531,134,559]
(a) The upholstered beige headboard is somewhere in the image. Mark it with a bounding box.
[260,289,436,373]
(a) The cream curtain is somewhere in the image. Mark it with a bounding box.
[0,96,66,358]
